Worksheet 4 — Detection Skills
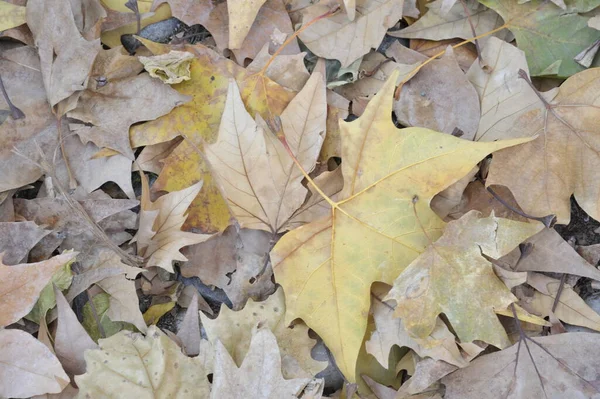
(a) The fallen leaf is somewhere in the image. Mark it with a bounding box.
[466,37,551,142]
[133,137,182,175]
[480,0,600,77]
[80,292,134,341]
[410,38,478,71]
[0,0,26,31]
[96,274,148,333]
[201,287,327,379]
[210,326,315,398]
[0,46,58,193]
[53,285,98,376]
[246,44,310,92]
[366,284,470,369]
[297,0,405,67]
[523,272,600,332]
[442,332,600,398]
[0,221,50,265]
[131,172,210,272]
[271,70,532,381]
[0,329,69,398]
[205,70,326,233]
[390,0,507,44]
[25,259,73,324]
[67,55,190,159]
[455,181,528,222]
[0,251,76,328]
[487,68,600,224]
[76,325,212,397]
[139,50,194,84]
[392,46,480,138]
[143,301,176,324]
[180,225,275,309]
[499,228,600,280]
[129,41,295,232]
[14,189,138,261]
[26,0,101,108]
[228,0,268,49]
[176,290,201,356]
[387,211,541,347]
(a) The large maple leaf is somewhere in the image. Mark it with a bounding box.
[270,70,532,381]
[487,68,600,225]
[129,41,295,232]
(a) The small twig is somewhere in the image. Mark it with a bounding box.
[486,186,556,228]
[458,0,484,66]
[0,75,25,120]
[12,143,143,267]
[124,0,141,35]
[550,273,566,314]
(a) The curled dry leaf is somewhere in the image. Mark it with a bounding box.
[76,325,212,398]
[131,172,210,273]
[0,251,76,328]
[0,329,69,398]
[442,333,600,398]
[487,68,600,225]
[139,50,194,84]
[387,211,542,348]
[271,70,532,381]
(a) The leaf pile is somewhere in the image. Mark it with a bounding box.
[3,0,600,398]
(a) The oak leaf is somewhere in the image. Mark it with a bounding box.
[76,325,212,398]
[486,68,600,224]
[387,211,541,348]
[131,172,210,272]
[270,70,532,381]
[205,70,326,233]
[210,327,316,398]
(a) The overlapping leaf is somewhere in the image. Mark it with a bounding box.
[271,70,532,381]
[386,211,542,348]
[487,68,600,224]
[205,70,326,233]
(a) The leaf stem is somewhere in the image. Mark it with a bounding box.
[486,186,556,228]
[0,75,25,120]
[259,5,341,76]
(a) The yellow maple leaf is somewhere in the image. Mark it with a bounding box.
[130,40,295,232]
[270,70,533,381]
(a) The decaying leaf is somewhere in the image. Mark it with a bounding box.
[0,221,49,265]
[139,50,195,84]
[76,325,212,397]
[0,251,76,328]
[387,211,541,348]
[271,70,532,381]
[487,68,600,225]
[131,172,210,272]
[442,333,600,398]
[0,329,69,398]
[210,326,317,398]
[297,0,405,67]
[201,287,327,379]
[480,0,600,77]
